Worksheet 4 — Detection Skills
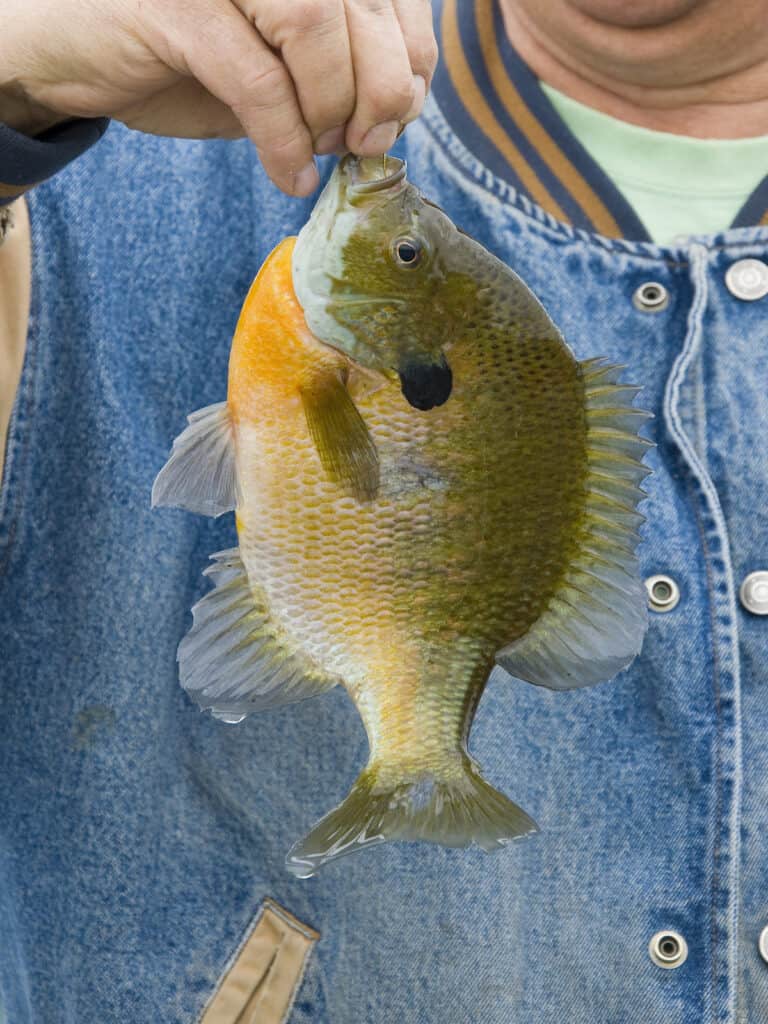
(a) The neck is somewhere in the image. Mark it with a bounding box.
[499,0,768,138]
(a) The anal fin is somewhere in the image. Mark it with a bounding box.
[179,548,340,720]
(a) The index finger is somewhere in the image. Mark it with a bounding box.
[394,0,438,90]
[251,0,357,153]
[343,0,417,156]
[174,0,319,195]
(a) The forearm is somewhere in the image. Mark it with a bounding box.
[0,24,105,207]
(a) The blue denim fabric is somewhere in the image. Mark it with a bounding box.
[2,97,768,1024]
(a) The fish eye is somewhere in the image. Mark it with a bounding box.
[392,237,423,268]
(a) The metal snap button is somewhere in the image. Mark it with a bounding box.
[645,574,680,612]
[759,925,768,964]
[633,281,669,312]
[739,571,768,615]
[725,258,768,301]
[649,930,688,969]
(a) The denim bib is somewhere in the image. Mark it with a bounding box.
[2,101,767,1024]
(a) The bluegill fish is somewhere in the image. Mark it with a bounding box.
[153,155,650,878]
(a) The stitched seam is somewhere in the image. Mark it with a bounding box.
[695,357,709,474]
[662,245,742,1024]
[685,471,724,1024]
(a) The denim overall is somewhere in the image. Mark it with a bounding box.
[2,90,768,1023]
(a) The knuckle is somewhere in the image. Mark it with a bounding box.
[366,75,415,119]
[312,92,355,129]
[286,0,343,33]
[410,37,439,75]
[349,0,392,13]
[321,71,356,111]
[236,60,291,106]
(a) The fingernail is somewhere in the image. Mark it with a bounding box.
[315,125,346,155]
[292,161,319,197]
[404,75,426,124]
[359,120,400,156]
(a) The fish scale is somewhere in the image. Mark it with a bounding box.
[153,155,650,877]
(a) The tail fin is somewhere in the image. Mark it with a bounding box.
[286,760,538,878]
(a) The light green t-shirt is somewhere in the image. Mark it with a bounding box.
[541,82,768,244]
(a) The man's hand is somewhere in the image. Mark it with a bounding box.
[0,0,437,196]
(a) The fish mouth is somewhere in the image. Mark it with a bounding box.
[339,154,407,196]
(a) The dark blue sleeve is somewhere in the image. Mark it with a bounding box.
[0,117,110,206]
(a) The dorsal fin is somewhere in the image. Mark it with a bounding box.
[496,359,652,690]
[179,548,340,721]
[152,403,239,517]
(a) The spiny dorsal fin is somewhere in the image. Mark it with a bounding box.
[152,403,238,517]
[300,370,380,502]
[179,548,340,721]
[496,359,652,690]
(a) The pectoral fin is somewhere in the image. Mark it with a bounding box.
[300,370,379,502]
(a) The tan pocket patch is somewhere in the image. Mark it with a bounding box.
[199,899,320,1024]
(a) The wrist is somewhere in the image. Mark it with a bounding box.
[0,82,65,137]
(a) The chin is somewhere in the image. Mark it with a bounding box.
[567,0,703,26]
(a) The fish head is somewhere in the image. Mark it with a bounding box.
[292,155,472,411]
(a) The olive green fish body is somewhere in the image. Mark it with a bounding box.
[238,276,583,739]
[153,156,650,877]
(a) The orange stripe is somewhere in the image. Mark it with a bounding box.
[441,0,570,224]
[475,0,622,238]
[760,209,768,226]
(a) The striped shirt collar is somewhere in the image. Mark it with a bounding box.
[431,0,768,240]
